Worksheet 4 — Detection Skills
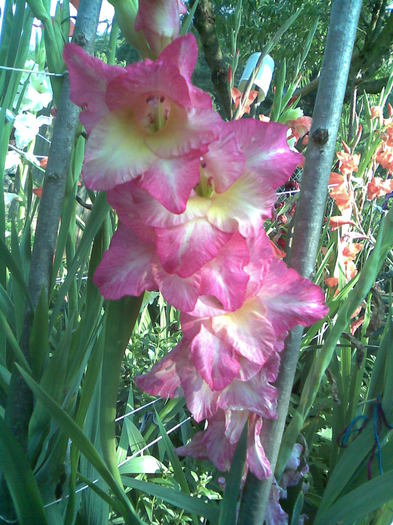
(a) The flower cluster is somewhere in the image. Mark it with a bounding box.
[64,28,328,479]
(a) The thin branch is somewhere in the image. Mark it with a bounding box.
[192,0,231,119]
[237,1,362,523]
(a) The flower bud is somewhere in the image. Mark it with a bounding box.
[135,0,187,57]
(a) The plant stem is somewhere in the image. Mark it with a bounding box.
[5,0,103,447]
[237,1,362,523]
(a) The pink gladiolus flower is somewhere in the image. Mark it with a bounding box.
[135,232,328,477]
[105,120,300,280]
[135,0,187,56]
[63,35,221,209]
[93,223,250,312]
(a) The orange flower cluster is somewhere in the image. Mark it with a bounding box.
[231,87,258,118]
[367,176,393,200]
[374,103,393,177]
[326,145,363,290]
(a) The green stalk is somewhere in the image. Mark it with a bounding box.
[279,206,393,475]
[237,1,362,523]
[100,296,143,485]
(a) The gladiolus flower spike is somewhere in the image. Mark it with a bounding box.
[65,34,328,480]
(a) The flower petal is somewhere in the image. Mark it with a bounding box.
[93,224,156,299]
[134,345,183,398]
[63,43,124,132]
[190,324,241,391]
[203,127,245,193]
[176,413,235,471]
[208,171,275,235]
[178,350,219,422]
[218,371,278,419]
[199,233,249,310]
[155,220,231,277]
[152,263,201,312]
[211,297,276,365]
[83,112,156,190]
[247,417,272,479]
[139,154,201,213]
[230,119,303,187]
[258,259,329,336]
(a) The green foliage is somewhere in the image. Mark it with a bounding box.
[0,1,393,525]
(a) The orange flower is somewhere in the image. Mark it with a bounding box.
[336,150,360,176]
[33,187,43,198]
[324,277,338,288]
[376,144,393,173]
[342,243,363,259]
[351,316,364,335]
[370,106,382,119]
[329,172,352,214]
[286,116,312,143]
[232,87,258,117]
[329,216,356,231]
[367,177,393,200]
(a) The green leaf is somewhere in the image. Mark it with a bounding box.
[0,235,32,308]
[77,474,124,515]
[16,364,146,525]
[122,477,219,523]
[49,192,110,330]
[0,417,47,525]
[155,410,191,495]
[0,308,31,372]
[119,456,164,475]
[315,470,393,525]
[180,0,199,35]
[218,422,248,525]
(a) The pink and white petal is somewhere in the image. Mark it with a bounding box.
[244,230,275,296]
[230,119,303,190]
[145,105,220,159]
[139,154,201,213]
[179,360,219,422]
[83,113,156,190]
[200,233,249,311]
[159,34,197,82]
[155,219,232,277]
[224,410,249,444]
[218,372,278,419]
[190,324,241,391]
[208,172,275,236]
[135,0,181,42]
[204,128,245,193]
[106,181,140,227]
[108,182,194,229]
[176,413,235,472]
[134,344,183,398]
[105,61,192,111]
[187,295,229,319]
[152,263,201,312]
[93,224,156,299]
[63,43,124,132]
[247,417,272,479]
[259,260,329,335]
[211,297,276,365]
[159,34,212,109]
